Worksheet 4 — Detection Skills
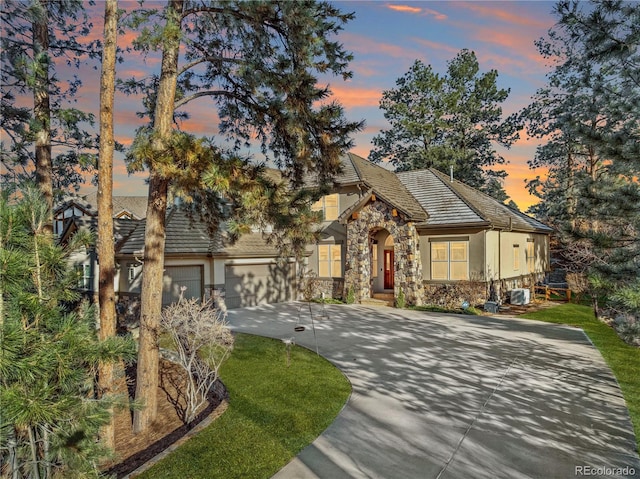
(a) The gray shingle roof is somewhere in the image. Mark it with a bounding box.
[398,168,552,233]
[117,208,213,255]
[397,170,487,227]
[341,154,428,222]
[333,152,362,185]
[59,216,140,250]
[211,230,281,257]
[117,208,282,257]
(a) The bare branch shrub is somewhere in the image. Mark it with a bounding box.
[160,297,234,423]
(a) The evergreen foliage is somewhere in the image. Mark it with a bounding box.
[0,188,135,478]
[123,0,362,432]
[0,0,102,200]
[369,49,518,199]
[520,0,639,319]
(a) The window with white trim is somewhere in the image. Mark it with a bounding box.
[76,264,92,289]
[311,193,339,221]
[431,241,468,280]
[318,244,342,277]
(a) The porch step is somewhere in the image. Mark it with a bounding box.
[360,297,394,307]
[372,293,394,301]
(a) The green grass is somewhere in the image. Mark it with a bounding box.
[137,333,351,479]
[521,303,640,453]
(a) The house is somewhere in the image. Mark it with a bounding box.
[54,191,147,237]
[60,216,140,296]
[304,153,552,305]
[60,152,552,311]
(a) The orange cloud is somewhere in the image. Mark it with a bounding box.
[456,2,551,29]
[339,32,425,62]
[387,4,421,14]
[386,4,447,20]
[329,85,382,108]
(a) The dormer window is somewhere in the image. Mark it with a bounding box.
[311,193,339,221]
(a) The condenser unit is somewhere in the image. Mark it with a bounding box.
[510,288,530,306]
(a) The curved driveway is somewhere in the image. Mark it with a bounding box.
[227,303,640,479]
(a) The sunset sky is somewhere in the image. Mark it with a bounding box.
[11,1,561,210]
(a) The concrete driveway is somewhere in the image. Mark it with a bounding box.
[226,303,640,479]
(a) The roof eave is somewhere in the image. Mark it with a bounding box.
[416,221,492,230]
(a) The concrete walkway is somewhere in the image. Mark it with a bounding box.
[227,303,640,479]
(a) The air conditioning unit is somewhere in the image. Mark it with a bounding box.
[510,288,530,306]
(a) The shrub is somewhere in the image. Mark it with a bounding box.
[395,289,405,309]
[161,296,234,423]
[345,286,355,304]
[423,280,486,310]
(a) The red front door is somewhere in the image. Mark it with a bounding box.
[384,250,394,289]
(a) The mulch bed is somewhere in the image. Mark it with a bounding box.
[103,359,227,478]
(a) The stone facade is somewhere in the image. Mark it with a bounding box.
[313,278,345,300]
[344,199,422,305]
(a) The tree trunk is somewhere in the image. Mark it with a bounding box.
[133,0,183,433]
[132,174,170,433]
[33,0,54,226]
[97,0,118,449]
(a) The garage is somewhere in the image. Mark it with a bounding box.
[225,262,295,309]
[162,265,204,306]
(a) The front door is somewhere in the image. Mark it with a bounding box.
[384,250,394,289]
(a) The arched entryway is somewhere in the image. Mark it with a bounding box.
[344,198,422,305]
[371,229,394,294]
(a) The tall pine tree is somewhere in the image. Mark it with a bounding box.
[0,188,135,478]
[124,0,362,432]
[0,0,100,206]
[369,50,518,199]
[520,0,640,317]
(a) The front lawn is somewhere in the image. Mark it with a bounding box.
[137,333,351,479]
[521,303,640,453]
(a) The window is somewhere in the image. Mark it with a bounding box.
[431,241,468,280]
[311,194,339,221]
[513,244,520,271]
[318,244,342,277]
[128,263,138,282]
[526,240,535,272]
[76,264,91,289]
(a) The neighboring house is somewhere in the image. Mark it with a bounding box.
[54,191,147,236]
[58,152,552,311]
[305,153,552,305]
[59,216,140,296]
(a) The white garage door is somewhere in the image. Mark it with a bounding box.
[162,265,203,306]
[225,262,294,309]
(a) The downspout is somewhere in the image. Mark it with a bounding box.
[483,229,487,283]
[498,228,502,286]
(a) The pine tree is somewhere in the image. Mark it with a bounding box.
[0,0,100,205]
[124,0,361,433]
[0,187,135,478]
[520,0,640,317]
[96,0,119,450]
[369,50,518,198]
